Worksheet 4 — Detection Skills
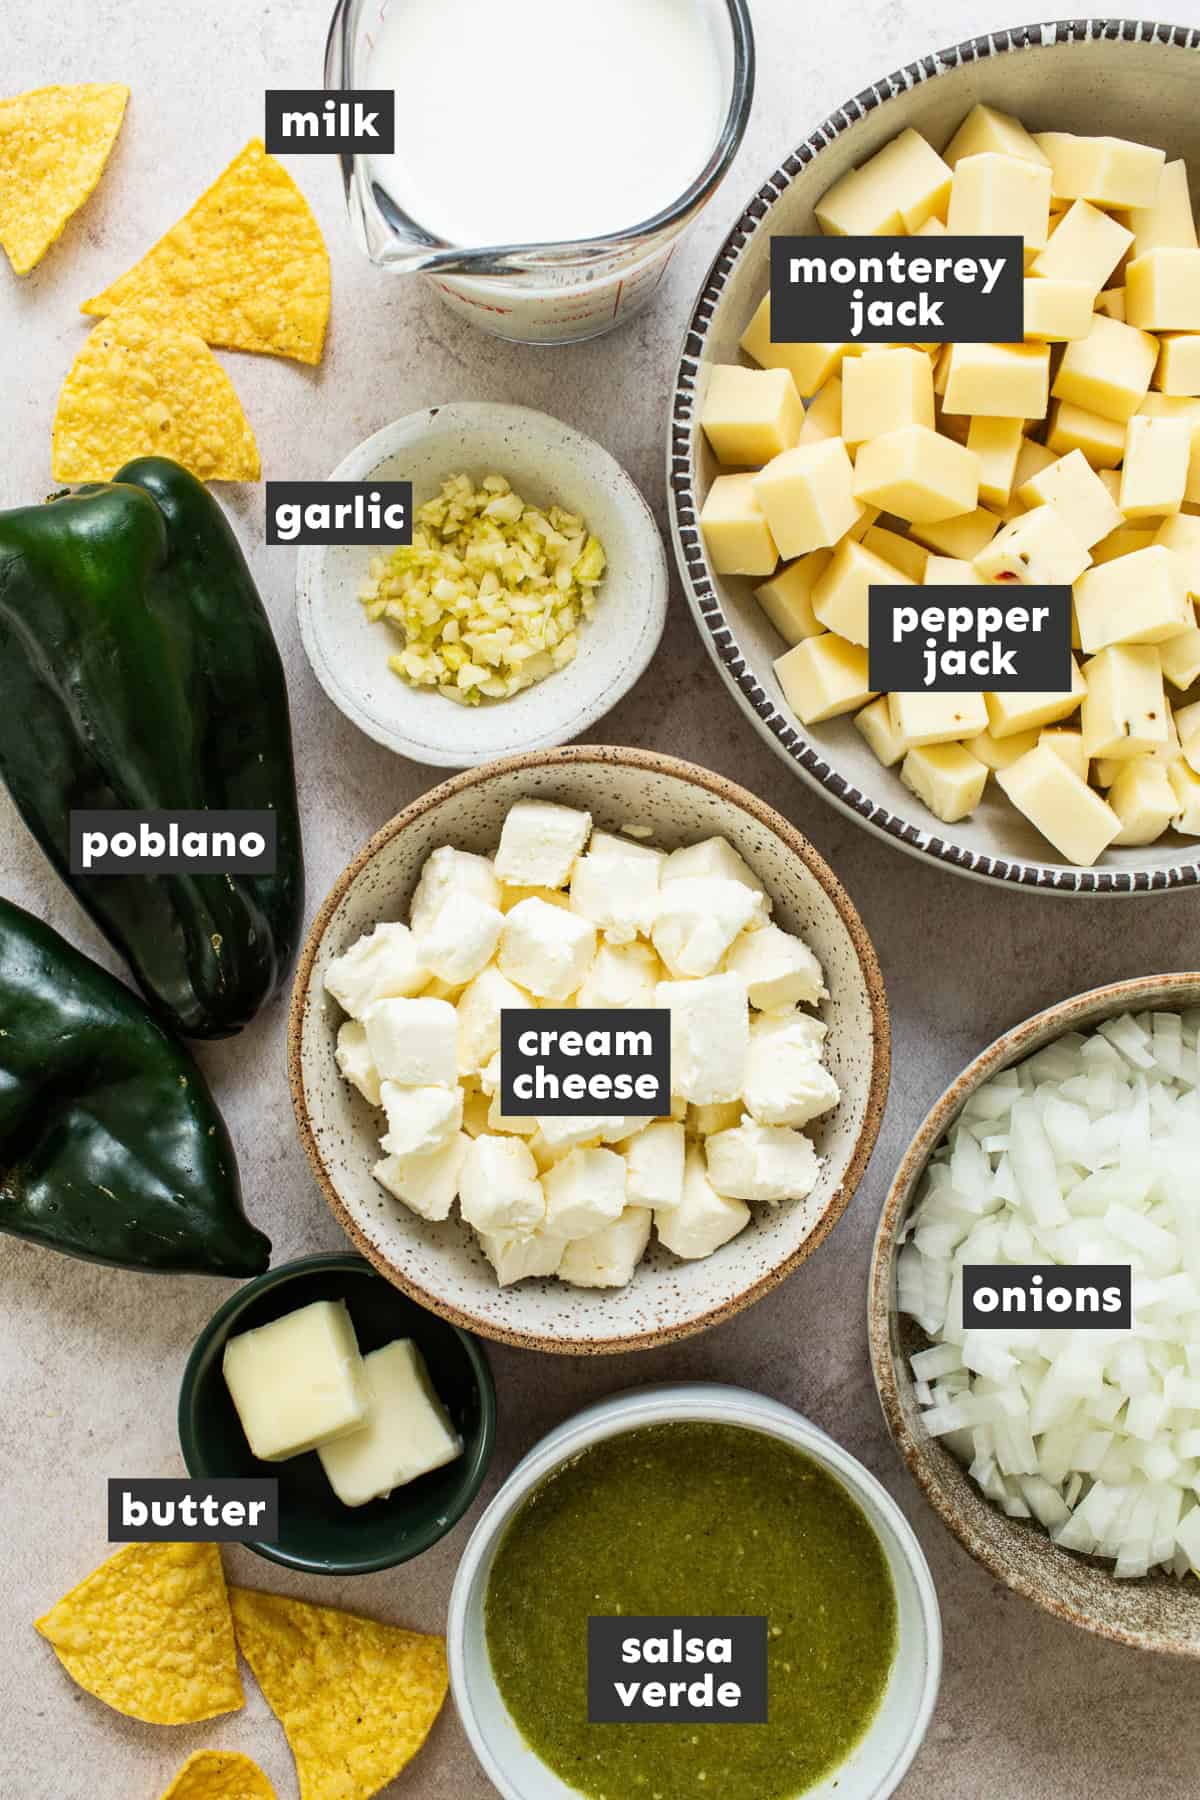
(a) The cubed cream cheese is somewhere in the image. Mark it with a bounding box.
[335,1019,382,1107]
[364,996,458,1087]
[325,922,430,1020]
[456,964,535,1075]
[497,896,596,1001]
[651,877,764,978]
[724,922,827,1011]
[661,836,768,909]
[380,1081,464,1158]
[705,1121,822,1204]
[479,1228,566,1285]
[624,1120,686,1211]
[743,1011,840,1128]
[569,847,661,945]
[316,1339,462,1507]
[558,1206,653,1288]
[459,1134,545,1235]
[543,1146,628,1241]
[655,1146,751,1260]
[373,1133,469,1222]
[223,1299,369,1463]
[494,799,592,890]
[413,893,503,986]
[656,973,750,1105]
[576,940,663,1011]
[410,847,500,939]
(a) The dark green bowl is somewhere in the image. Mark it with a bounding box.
[179,1253,496,1575]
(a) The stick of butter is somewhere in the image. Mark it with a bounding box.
[317,1339,463,1508]
[223,1299,369,1462]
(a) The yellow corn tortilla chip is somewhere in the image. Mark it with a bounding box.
[35,1541,244,1725]
[82,138,330,364]
[52,310,260,483]
[0,83,128,273]
[230,1587,447,1800]
[158,1752,276,1800]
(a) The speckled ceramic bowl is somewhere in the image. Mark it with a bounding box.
[289,746,889,1354]
[297,403,667,766]
[668,20,1200,895]
[870,972,1200,1653]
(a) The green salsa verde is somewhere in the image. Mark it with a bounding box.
[485,1421,898,1800]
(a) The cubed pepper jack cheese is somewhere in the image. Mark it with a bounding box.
[625,1119,686,1211]
[910,508,1000,560]
[1045,400,1127,469]
[656,1146,751,1260]
[997,744,1122,865]
[498,897,595,1002]
[943,104,1050,170]
[739,294,849,398]
[815,127,951,236]
[699,364,803,466]
[364,996,458,1088]
[900,741,989,823]
[459,1134,545,1235]
[1126,159,1197,257]
[414,893,503,986]
[752,439,862,560]
[1074,546,1191,652]
[1126,248,1200,330]
[374,1133,469,1222]
[495,799,592,890]
[861,526,929,582]
[325,922,430,1020]
[543,1146,627,1241]
[1168,758,1200,832]
[1120,415,1191,516]
[1034,133,1165,210]
[380,1081,464,1159]
[774,633,876,724]
[1081,644,1169,759]
[335,1020,382,1108]
[1022,278,1095,342]
[724,922,827,1010]
[966,726,1041,769]
[743,1010,839,1128]
[856,693,910,766]
[948,151,1052,247]
[1052,313,1159,423]
[558,1207,653,1289]
[811,538,913,646]
[655,973,749,1105]
[974,505,1091,585]
[1039,727,1089,783]
[1017,449,1122,548]
[1160,626,1200,691]
[700,474,779,577]
[223,1300,369,1463]
[652,877,762,978]
[410,847,501,939]
[755,552,830,644]
[1108,757,1178,845]
[706,1120,821,1204]
[1155,513,1200,593]
[983,658,1087,738]
[317,1340,463,1508]
[1032,199,1133,291]
[889,690,989,748]
[840,349,935,446]
[943,342,1050,421]
[852,424,979,523]
[966,416,1023,506]
[1155,334,1200,396]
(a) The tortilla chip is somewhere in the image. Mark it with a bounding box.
[158,1752,275,1800]
[52,310,260,483]
[35,1542,243,1725]
[82,138,330,364]
[230,1587,447,1800]
[0,83,128,273]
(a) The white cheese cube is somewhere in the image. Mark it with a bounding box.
[1074,546,1191,652]
[966,415,1024,505]
[459,1135,545,1235]
[1127,158,1196,257]
[335,1020,382,1107]
[706,1121,821,1204]
[996,745,1121,865]
[1034,133,1164,210]
[752,439,863,560]
[689,1100,744,1136]
[700,364,803,466]
[948,151,1051,246]
[413,893,503,986]
[1038,728,1089,784]
[364,997,458,1087]
[983,660,1087,737]
[486,1091,539,1137]
[943,342,1051,420]
[973,506,1091,585]
[1159,625,1200,691]
[743,1011,839,1129]
[625,1120,686,1212]
[558,1206,653,1289]
[1081,644,1169,760]
[739,295,850,396]
[944,105,1051,170]
[900,742,990,824]
[861,525,929,582]
[495,799,592,890]
[373,1133,469,1222]
[325,923,430,1020]
[655,1146,751,1260]
[909,507,1000,560]
[534,1114,609,1154]
[479,1228,566,1286]
[380,1081,464,1158]
[1154,333,1200,397]
[410,847,500,939]
[724,922,827,1011]
[569,849,661,945]
[656,973,750,1105]
[811,538,914,647]
[661,837,767,908]
[223,1299,368,1462]
[1022,279,1095,343]
[543,1147,628,1241]
[754,553,830,645]
[1126,248,1200,330]
[815,129,951,236]
[457,965,534,1075]
[1108,758,1178,845]
[576,941,663,1011]
[652,877,763,979]
[498,897,596,1001]
[317,1340,462,1507]
[841,349,935,445]
[1045,399,1127,468]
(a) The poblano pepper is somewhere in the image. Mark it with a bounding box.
[0,896,269,1275]
[0,457,303,1038]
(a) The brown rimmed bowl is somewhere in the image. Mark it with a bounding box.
[289,746,889,1355]
[869,972,1200,1653]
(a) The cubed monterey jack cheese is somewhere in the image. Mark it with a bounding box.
[317,1339,463,1507]
[700,364,803,466]
[947,151,1052,247]
[739,293,849,397]
[943,104,1050,170]
[841,349,935,445]
[700,473,779,576]
[655,1145,751,1259]
[1032,199,1133,291]
[752,439,862,559]
[774,632,876,724]
[852,424,979,522]
[1073,545,1191,652]
[943,342,1050,419]
[996,744,1121,865]
[1052,313,1159,422]
[1126,248,1200,330]
[1022,278,1095,343]
[815,127,951,236]
[1126,159,1197,258]
[1034,132,1165,210]
[223,1299,369,1463]
[811,537,913,647]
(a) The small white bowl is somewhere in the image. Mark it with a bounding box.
[297,403,668,766]
[448,1383,942,1800]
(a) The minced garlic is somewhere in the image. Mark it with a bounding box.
[359,472,607,704]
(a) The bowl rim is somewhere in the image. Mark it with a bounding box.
[666,16,1200,899]
[868,971,1200,1653]
[447,1382,942,1800]
[177,1250,497,1576]
[287,743,891,1354]
[295,401,668,767]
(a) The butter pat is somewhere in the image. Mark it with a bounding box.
[700,364,803,466]
[996,745,1121,865]
[853,424,979,522]
[558,1206,652,1288]
[364,996,457,1087]
[223,1299,369,1463]
[325,923,430,1020]
[775,633,876,723]
[317,1340,462,1507]
[495,799,592,889]
[701,473,779,576]
[655,1146,750,1259]
[752,439,862,560]
[706,1121,821,1204]
[656,972,749,1105]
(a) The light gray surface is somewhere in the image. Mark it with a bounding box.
[3,4,1200,1798]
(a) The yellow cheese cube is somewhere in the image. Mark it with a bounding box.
[1033,133,1165,210]
[984,658,1087,737]
[1017,448,1122,548]
[1124,160,1197,257]
[739,295,849,397]
[1022,277,1095,342]
[774,633,876,723]
[1081,643,1168,759]
[932,344,952,397]
[1120,416,1191,517]
[1091,525,1157,564]
[1038,727,1089,783]
[700,474,779,577]
[901,742,989,823]
[700,365,803,466]
[811,538,913,646]
[798,377,843,442]
[1126,248,1200,330]
[1096,707,1180,783]
[816,128,951,236]
[889,690,989,747]
[943,104,1050,170]
[944,341,1050,420]
[966,416,1023,507]
[846,505,882,542]
[754,551,831,645]
[854,694,909,767]
[1167,757,1200,832]
[1052,314,1158,422]
[966,726,1040,768]
[1032,199,1133,291]
[947,153,1051,248]
[923,554,984,585]
[1154,335,1200,396]
[1074,545,1190,651]
[1139,394,1200,504]
[1014,437,1059,487]
[1173,698,1200,770]
[936,402,970,445]
[1107,757,1177,844]
[1154,513,1200,593]
[1094,286,1127,320]
[910,508,1000,560]
[1045,400,1127,468]
[997,744,1121,864]
[914,216,947,237]
[1159,627,1200,690]
[752,439,862,560]
[852,424,979,523]
[840,349,935,447]
[974,505,1091,585]
[861,525,928,582]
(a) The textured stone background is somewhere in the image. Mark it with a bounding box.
[4,3,1200,1796]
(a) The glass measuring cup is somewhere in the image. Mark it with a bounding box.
[324,0,755,345]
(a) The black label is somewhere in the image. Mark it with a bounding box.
[266,482,413,547]
[70,809,276,875]
[109,1479,279,1542]
[867,586,1072,692]
[769,235,1023,344]
[962,1265,1133,1329]
[588,1617,767,1724]
[264,90,395,154]
[500,1008,670,1117]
